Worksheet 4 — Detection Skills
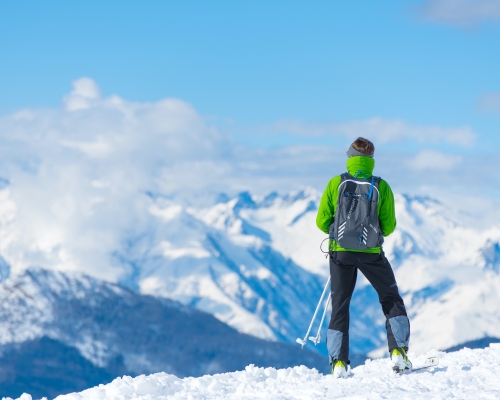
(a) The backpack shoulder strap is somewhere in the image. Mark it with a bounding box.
[337,173,350,194]
[338,173,355,193]
[340,172,350,182]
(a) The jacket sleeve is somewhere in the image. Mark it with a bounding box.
[316,177,341,234]
[378,179,397,237]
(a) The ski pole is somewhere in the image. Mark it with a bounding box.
[296,276,330,349]
[309,290,331,345]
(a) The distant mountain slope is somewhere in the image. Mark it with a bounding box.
[132,190,500,356]
[380,195,500,355]
[0,337,119,399]
[0,268,326,399]
[115,191,325,346]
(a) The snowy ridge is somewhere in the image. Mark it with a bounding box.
[0,268,180,368]
[0,268,324,375]
[0,267,328,398]
[120,190,325,346]
[8,345,499,400]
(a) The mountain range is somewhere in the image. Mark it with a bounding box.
[114,189,500,356]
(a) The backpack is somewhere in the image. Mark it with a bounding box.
[328,172,384,250]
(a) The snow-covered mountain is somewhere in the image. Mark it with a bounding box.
[121,189,500,356]
[114,190,326,346]
[0,185,499,360]
[10,344,500,400]
[380,195,500,355]
[0,268,325,399]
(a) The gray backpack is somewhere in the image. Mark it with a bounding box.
[328,173,384,250]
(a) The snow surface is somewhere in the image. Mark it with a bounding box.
[5,345,500,400]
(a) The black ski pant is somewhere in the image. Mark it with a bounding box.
[327,251,410,364]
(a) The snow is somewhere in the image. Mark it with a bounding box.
[158,240,211,259]
[5,345,500,400]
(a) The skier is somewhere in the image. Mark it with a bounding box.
[316,137,411,378]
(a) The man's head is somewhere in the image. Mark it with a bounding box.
[346,137,375,158]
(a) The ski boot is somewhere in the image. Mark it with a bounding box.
[391,347,412,374]
[331,359,351,379]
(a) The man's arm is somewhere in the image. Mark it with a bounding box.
[378,179,396,236]
[316,177,341,233]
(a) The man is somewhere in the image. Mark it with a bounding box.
[316,137,411,378]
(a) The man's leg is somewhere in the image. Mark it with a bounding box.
[355,252,410,352]
[327,251,358,364]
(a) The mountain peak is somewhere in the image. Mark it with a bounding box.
[234,191,257,210]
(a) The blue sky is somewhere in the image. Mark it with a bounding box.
[0,0,499,201]
[1,0,499,150]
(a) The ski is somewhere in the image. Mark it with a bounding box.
[412,356,439,371]
[393,356,439,374]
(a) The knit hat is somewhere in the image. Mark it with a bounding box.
[346,144,374,158]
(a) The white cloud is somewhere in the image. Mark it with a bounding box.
[265,117,476,147]
[63,77,102,111]
[416,0,500,28]
[0,78,494,286]
[0,78,233,281]
[408,149,463,171]
[478,92,500,113]
[61,137,114,158]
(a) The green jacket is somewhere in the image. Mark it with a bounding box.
[316,156,396,253]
